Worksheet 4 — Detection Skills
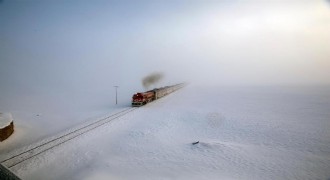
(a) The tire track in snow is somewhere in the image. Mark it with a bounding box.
[1,107,138,168]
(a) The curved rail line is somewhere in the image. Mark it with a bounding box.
[1,107,138,168]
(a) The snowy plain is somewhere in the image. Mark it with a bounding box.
[1,85,330,180]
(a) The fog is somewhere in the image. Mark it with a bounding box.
[1,0,330,95]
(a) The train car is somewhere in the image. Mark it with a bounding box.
[132,83,185,107]
[154,83,185,99]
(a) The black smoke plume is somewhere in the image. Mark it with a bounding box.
[142,72,164,89]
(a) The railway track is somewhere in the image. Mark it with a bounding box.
[1,107,138,169]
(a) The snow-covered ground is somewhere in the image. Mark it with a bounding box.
[1,85,330,179]
[0,87,134,157]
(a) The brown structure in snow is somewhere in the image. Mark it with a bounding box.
[0,113,14,142]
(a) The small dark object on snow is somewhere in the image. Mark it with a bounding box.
[192,141,199,145]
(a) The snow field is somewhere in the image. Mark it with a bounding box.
[4,85,330,179]
[1,108,137,169]
[0,87,134,156]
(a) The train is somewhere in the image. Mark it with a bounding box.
[132,83,185,107]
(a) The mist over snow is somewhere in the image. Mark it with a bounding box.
[1,0,330,90]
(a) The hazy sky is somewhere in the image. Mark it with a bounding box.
[1,0,330,92]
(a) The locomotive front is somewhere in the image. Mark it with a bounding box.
[132,93,144,106]
[132,91,155,106]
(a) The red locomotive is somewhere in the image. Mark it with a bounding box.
[132,91,155,106]
[132,83,184,107]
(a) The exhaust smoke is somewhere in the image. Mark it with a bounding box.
[142,72,164,89]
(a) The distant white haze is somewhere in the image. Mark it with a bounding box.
[1,0,330,92]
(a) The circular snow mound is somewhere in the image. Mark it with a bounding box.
[0,113,14,141]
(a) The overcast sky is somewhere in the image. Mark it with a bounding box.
[1,0,330,93]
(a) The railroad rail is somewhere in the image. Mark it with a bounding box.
[1,107,137,168]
